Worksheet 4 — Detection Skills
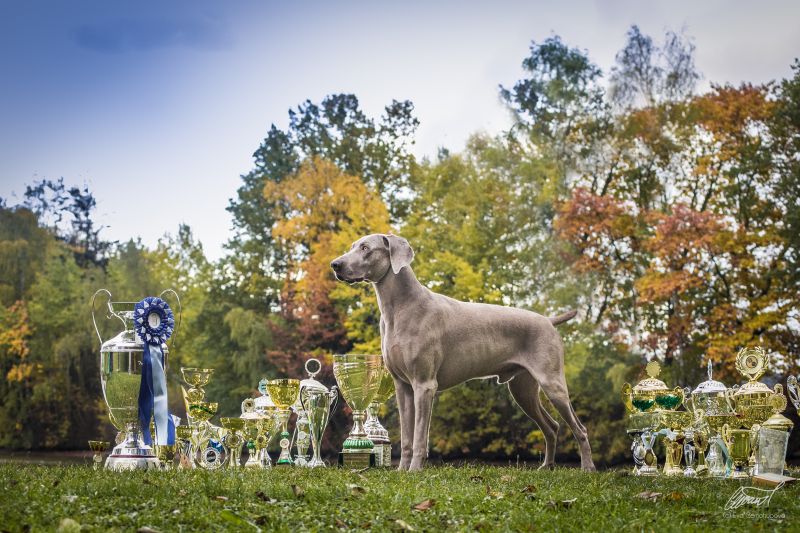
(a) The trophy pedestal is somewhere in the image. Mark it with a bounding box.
[371,442,392,467]
[339,451,376,469]
[105,441,160,471]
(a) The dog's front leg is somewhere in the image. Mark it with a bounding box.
[395,380,415,470]
[409,380,436,471]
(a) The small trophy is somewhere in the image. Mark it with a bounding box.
[722,423,752,479]
[241,398,262,469]
[365,366,395,467]
[266,379,300,466]
[88,441,109,470]
[333,353,383,468]
[220,417,245,468]
[175,426,194,469]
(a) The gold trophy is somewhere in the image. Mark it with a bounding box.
[722,423,752,479]
[181,368,214,425]
[365,365,395,467]
[266,379,300,466]
[622,361,683,413]
[175,426,194,469]
[730,347,785,473]
[88,441,109,470]
[333,353,383,468]
[219,417,245,468]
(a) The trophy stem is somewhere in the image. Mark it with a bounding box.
[105,422,159,471]
[344,410,373,450]
[276,409,293,465]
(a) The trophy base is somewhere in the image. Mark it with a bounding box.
[339,451,376,469]
[730,468,750,479]
[371,442,392,467]
[663,466,683,476]
[638,465,658,476]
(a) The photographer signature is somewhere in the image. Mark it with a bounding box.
[724,482,784,511]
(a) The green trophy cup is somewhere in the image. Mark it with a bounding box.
[266,379,300,466]
[333,353,383,468]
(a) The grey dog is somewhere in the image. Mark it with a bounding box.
[331,233,596,472]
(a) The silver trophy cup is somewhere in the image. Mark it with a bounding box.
[92,289,181,470]
[299,359,337,468]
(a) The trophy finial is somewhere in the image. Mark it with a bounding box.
[735,346,768,382]
[707,359,713,381]
[645,360,661,379]
[305,358,322,379]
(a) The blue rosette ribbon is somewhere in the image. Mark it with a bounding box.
[135,296,176,446]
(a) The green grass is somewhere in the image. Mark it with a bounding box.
[1,463,798,532]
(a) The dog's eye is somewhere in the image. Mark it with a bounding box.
[360,245,369,252]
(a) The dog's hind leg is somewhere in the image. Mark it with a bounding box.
[508,371,559,469]
[519,339,596,472]
[395,380,415,471]
[536,371,596,471]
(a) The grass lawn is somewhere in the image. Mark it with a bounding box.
[1,463,798,532]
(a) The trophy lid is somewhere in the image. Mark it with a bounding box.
[633,360,669,393]
[692,360,728,395]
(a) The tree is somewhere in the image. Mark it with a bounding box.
[225,95,418,313]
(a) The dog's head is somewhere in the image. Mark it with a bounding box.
[330,233,414,283]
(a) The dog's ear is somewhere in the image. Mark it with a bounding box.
[383,234,414,274]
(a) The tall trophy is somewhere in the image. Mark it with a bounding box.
[333,353,383,468]
[254,379,279,468]
[266,378,300,466]
[365,365,395,467]
[788,376,800,413]
[241,398,262,469]
[299,359,338,468]
[92,289,181,470]
[686,360,736,477]
[180,367,223,469]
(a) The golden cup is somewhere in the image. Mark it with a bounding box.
[722,423,752,479]
[219,417,245,469]
[266,379,300,466]
[88,440,109,470]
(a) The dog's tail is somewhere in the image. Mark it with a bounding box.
[549,309,577,326]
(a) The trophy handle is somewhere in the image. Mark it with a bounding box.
[329,385,339,412]
[674,386,686,408]
[90,289,113,346]
[159,288,182,350]
[621,383,634,413]
[788,376,800,409]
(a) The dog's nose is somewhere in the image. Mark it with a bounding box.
[331,260,343,272]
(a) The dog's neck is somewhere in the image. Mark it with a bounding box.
[373,266,426,320]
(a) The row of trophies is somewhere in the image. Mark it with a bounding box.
[90,289,395,470]
[622,347,800,479]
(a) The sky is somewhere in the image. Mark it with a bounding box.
[1,0,799,259]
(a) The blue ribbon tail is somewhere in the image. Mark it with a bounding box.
[138,344,155,446]
[150,345,173,445]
